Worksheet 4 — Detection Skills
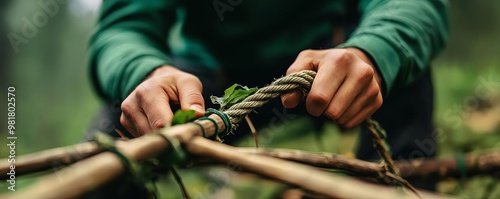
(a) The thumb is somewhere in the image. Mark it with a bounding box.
[178,78,205,117]
[281,90,302,109]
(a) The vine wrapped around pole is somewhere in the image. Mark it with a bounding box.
[0,70,439,199]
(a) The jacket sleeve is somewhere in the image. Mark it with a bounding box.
[88,0,176,101]
[338,0,449,95]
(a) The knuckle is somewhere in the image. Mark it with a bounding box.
[186,91,203,100]
[151,119,167,129]
[324,107,342,120]
[180,73,198,82]
[354,66,373,84]
[287,60,310,74]
[334,49,354,65]
[134,87,150,101]
[286,67,296,75]
[359,65,374,78]
[308,92,330,107]
[298,49,315,58]
[340,49,354,58]
[120,101,133,115]
[367,85,380,98]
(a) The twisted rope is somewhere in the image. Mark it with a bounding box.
[221,70,419,197]
[366,118,398,175]
[224,70,316,126]
[366,119,420,197]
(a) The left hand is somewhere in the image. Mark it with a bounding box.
[281,48,383,128]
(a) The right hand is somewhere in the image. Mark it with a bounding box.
[120,65,205,137]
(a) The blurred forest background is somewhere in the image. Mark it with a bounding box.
[1,0,500,198]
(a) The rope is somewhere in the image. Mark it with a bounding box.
[93,132,192,198]
[220,70,417,196]
[206,108,232,139]
[224,70,316,126]
[92,70,414,197]
[366,118,398,175]
[92,132,159,198]
[366,115,420,197]
[156,131,187,165]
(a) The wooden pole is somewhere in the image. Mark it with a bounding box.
[0,114,454,199]
[0,116,217,199]
[185,137,453,199]
[231,148,500,181]
[0,142,102,180]
[4,140,500,182]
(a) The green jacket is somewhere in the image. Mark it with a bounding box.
[89,0,449,101]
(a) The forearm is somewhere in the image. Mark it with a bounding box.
[89,30,173,101]
[339,0,449,94]
[88,0,175,101]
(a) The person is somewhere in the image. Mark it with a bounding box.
[87,0,449,195]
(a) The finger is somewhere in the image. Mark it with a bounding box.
[286,49,323,75]
[120,99,153,136]
[281,90,302,108]
[305,59,346,116]
[323,63,372,120]
[177,75,205,117]
[120,113,152,137]
[120,114,139,137]
[128,111,153,135]
[336,81,379,125]
[343,91,383,128]
[283,50,323,107]
[131,82,174,131]
[141,94,174,130]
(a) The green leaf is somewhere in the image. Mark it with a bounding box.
[224,84,238,101]
[210,84,258,110]
[210,96,224,107]
[171,109,196,126]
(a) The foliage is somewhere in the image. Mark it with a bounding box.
[210,84,258,110]
[171,110,196,126]
[2,1,500,198]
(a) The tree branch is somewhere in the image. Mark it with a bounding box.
[0,114,450,199]
[3,141,500,182]
[188,147,500,181]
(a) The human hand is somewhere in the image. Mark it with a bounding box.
[120,66,205,137]
[281,48,383,128]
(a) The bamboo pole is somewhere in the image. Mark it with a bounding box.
[0,116,219,199]
[0,114,453,199]
[232,148,500,181]
[0,142,102,180]
[185,137,454,199]
[4,139,500,182]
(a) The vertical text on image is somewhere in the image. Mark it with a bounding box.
[6,86,17,191]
